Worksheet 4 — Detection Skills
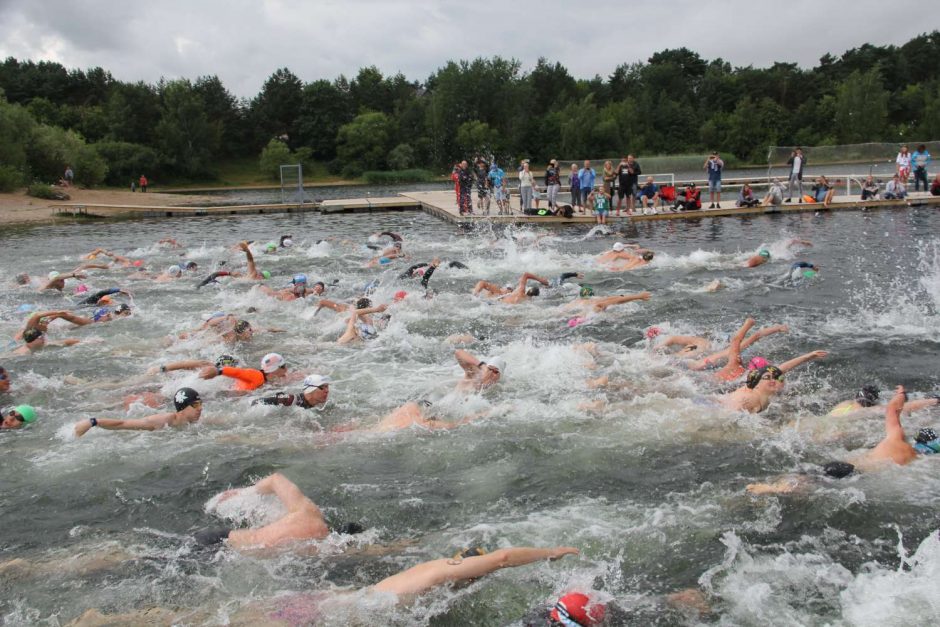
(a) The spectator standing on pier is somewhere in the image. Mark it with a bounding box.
[785,147,805,203]
[704,151,724,208]
[569,163,581,212]
[896,145,911,181]
[578,160,596,211]
[912,144,931,191]
[602,161,615,198]
[474,158,491,215]
[615,155,641,216]
[518,160,535,212]
[545,159,561,211]
[456,160,473,215]
[139,174,149,192]
[64,166,74,187]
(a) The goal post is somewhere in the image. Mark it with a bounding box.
[279,164,310,204]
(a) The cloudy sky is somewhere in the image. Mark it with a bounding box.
[0,0,931,98]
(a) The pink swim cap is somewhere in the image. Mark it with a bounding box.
[74,284,88,294]
[133,260,143,267]
[748,356,769,370]
[646,326,662,339]
[567,316,587,328]
[393,290,407,301]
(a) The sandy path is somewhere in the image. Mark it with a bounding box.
[0,188,214,226]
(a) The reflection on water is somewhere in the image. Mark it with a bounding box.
[1,208,939,624]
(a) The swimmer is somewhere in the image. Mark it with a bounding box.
[260,273,317,301]
[595,241,640,264]
[237,241,267,280]
[0,366,9,394]
[100,250,142,268]
[604,249,655,271]
[158,238,182,248]
[337,299,389,344]
[718,350,826,413]
[39,269,86,291]
[675,321,788,364]
[153,262,197,282]
[745,248,771,267]
[73,387,203,437]
[13,311,81,354]
[78,287,131,306]
[562,288,651,315]
[279,234,293,248]
[455,350,504,392]
[366,241,404,267]
[194,473,363,552]
[788,261,819,281]
[356,400,482,432]
[828,384,940,417]
[199,352,292,390]
[1,405,36,430]
[253,374,331,409]
[472,271,549,304]
[48,304,132,326]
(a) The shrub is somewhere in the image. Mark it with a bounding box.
[27,182,67,200]
[0,164,23,192]
[387,143,415,170]
[259,138,293,180]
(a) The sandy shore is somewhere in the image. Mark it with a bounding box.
[0,188,214,226]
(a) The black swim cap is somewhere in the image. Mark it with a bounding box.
[336,522,364,535]
[234,320,251,334]
[115,303,131,315]
[215,354,238,368]
[746,365,782,389]
[526,286,540,297]
[453,547,487,560]
[174,387,201,411]
[642,251,654,261]
[23,328,43,343]
[915,427,938,444]
[856,385,880,407]
[356,297,372,309]
[823,461,855,479]
[194,527,231,546]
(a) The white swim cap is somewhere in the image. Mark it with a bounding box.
[485,356,507,374]
[166,265,182,277]
[302,374,332,390]
[282,238,293,248]
[260,352,286,373]
[48,271,60,280]
[612,242,625,252]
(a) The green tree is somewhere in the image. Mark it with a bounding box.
[456,120,498,157]
[336,111,393,175]
[155,80,220,177]
[295,79,353,160]
[258,138,293,180]
[833,69,888,143]
[25,124,107,186]
[387,143,415,170]
[250,68,303,148]
[94,141,158,186]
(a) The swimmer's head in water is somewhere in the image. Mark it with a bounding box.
[265,242,277,253]
[747,356,769,371]
[115,304,131,316]
[823,461,855,479]
[302,374,331,392]
[612,242,625,252]
[173,387,202,412]
[526,286,540,297]
[642,251,654,262]
[856,385,880,407]
[2,404,35,429]
[645,326,662,339]
[485,356,506,376]
[23,328,43,344]
[312,281,325,295]
[802,269,817,278]
[393,290,407,301]
[758,249,771,258]
[14,405,36,423]
[15,273,29,285]
[133,260,143,267]
[356,297,372,310]
[335,522,364,535]
[166,265,182,277]
[260,352,286,374]
[261,270,271,280]
[233,320,252,339]
[746,365,783,389]
[74,284,88,294]
[579,285,595,298]
[183,261,198,271]
[281,237,293,248]
[48,271,60,280]
[393,241,402,249]
[567,316,587,328]
[292,273,307,285]
[215,354,238,369]
[915,427,938,444]
[453,547,487,560]
[550,593,606,627]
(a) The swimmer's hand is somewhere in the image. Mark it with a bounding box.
[637,291,652,300]
[548,547,580,561]
[889,385,907,410]
[808,350,828,360]
[74,419,94,438]
[217,488,242,503]
[199,366,219,380]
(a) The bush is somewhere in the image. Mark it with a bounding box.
[25,124,107,187]
[361,169,435,184]
[72,144,108,187]
[27,182,68,200]
[0,164,23,192]
[259,138,293,180]
[94,141,158,186]
[387,143,415,170]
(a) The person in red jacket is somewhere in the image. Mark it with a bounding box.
[139,174,148,192]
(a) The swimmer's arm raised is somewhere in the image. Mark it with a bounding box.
[520,272,550,289]
[254,473,317,514]
[901,396,940,413]
[778,350,828,373]
[884,385,907,441]
[55,311,94,326]
[454,350,481,375]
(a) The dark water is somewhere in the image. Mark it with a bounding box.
[1,207,939,625]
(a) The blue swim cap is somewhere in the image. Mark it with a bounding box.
[379,257,391,265]
[92,307,111,322]
[16,304,36,313]
[292,273,307,285]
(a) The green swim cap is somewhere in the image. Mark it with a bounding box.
[265,243,277,252]
[14,404,36,423]
[802,269,817,279]
[758,249,770,258]
[261,270,271,280]
[579,285,595,298]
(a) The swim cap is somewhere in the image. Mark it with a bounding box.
[645,326,662,339]
[265,243,277,252]
[915,427,938,444]
[98,295,113,305]
[485,356,507,374]
[612,242,625,252]
[335,522,364,535]
[23,328,43,343]
[115,303,131,315]
[758,249,770,258]
[579,285,595,298]
[393,290,408,301]
[234,320,251,335]
[452,547,487,560]
[215,354,238,369]
[746,365,782,389]
[166,265,182,277]
[356,297,372,310]
[802,269,817,278]
[15,273,30,285]
[74,284,88,294]
[92,307,111,322]
[302,374,332,391]
[48,271,60,280]
[173,387,201,411]
[526,286,540,297]
[207,311,226,320]
[261,270,271,280]
[567,316,587,328]
[550,593,606,627]
[856,385,880,407]
[822,461,855,479]
[292,273,307,285]
[183,261,198,270]
[14,405,36,423]
[281,238,293,248]
[260,353,286,374]
[747,356,769,371]
[642,251,654,261]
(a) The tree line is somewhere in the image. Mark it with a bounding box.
[0,31,938,190]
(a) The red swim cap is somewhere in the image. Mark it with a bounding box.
[646,326,662,339]
[393,290,408,301]
[748,356,769,370]
[133,260,143,267]
[550,593,605,626]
